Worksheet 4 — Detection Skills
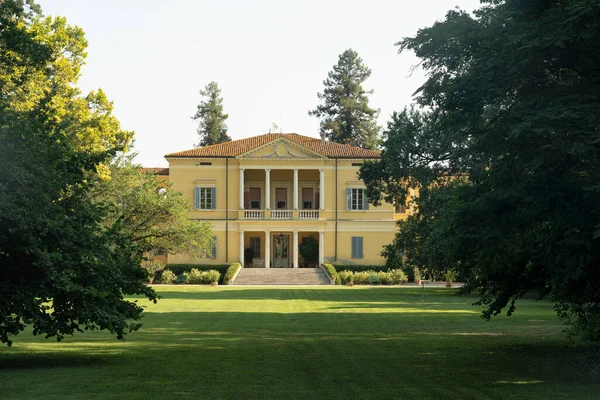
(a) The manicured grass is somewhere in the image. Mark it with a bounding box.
[1,286,599,399]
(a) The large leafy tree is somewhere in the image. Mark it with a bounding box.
[361,1,600,339]
[92,155,214,257]
[309,49,380,149]
[192,81,230,147]
[0,1,157,346]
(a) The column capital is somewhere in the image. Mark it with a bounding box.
[293,230,299,234]
[240,168,245,172]
[264,230,271,234]
[239,230,245,234]
[319,168,324,172]
[265,168,271,172]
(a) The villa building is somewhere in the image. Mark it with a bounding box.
[152,133,408,268]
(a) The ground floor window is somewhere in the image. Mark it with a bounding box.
[250,237,261,258]
[351,236,364,259]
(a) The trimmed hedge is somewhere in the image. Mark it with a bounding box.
[188,269,220,284]
[332,265,391,273]
[223,263,242,285]
[166,264,229,283]
[337,269,407,285]
[321,263,337,283]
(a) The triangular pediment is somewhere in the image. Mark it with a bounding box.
[237,138,327,159]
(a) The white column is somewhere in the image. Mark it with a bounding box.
[319,169,325,210]
[239,230,245,267]
[293,169,299,210]
[239,169,245,210]
[265,169,271,210]
[319,231,324,265]
[293,231,299,268]
[265,230,271,268]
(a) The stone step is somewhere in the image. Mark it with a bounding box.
[233,268,331,285]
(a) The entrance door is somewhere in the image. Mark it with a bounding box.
[272,234,290,268]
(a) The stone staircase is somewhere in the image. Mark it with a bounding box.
[232,268,332,285]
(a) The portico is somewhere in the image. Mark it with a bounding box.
[238,229,324,268]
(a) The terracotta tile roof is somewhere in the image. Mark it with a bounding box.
[140,167,169,175]
[164,133,380,159]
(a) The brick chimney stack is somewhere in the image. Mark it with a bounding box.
[344,138,351,145]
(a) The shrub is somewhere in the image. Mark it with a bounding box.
[321,263,337,283]
[166,264,229,283]
[186,268,220,284]
[336,269,407,285]
[158,269,176,284]
[332,265,390,273]
[175,273,188,284]
[388,269,407,284]
[299,236,319,266]
[141,260,164,283]
[223,263,242,285]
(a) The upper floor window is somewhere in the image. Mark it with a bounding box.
[346,188,369,210]
[194,187,215,210]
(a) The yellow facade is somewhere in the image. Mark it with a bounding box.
[160,134,410,267]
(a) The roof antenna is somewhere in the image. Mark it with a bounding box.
[320,129,326,144]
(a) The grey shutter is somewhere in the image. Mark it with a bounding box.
[211,187,216,209]
[211,236,217,259]
[194,187,200,209]
[363,190,369,210]
[358,237,364,258]
[351,237,357,258]
[346,188,352,210]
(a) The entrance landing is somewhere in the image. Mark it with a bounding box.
[232,268,331,285]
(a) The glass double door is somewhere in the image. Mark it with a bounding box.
[272,234,290,268]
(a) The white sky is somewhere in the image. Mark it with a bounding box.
[37,0,482,167]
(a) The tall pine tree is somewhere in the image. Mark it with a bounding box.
[309,49,380,149]
[192,81,230,147]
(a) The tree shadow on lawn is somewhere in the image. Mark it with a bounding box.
[1,311,598,400]
[151,287,467,302]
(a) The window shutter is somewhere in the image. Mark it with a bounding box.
[194,187,200,209]
[358,237,364,258]
[211,187,216,209]
[346,188,352,210]
[351,237,357,259]
[363,190,369,210]
[211,236,217,259]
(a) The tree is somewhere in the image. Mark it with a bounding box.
[91,154,214,258]
[309,49,380,149]
[298,236,318,267]
[192,81,230,147]
[361,1,600,339]
[0,1,156,346]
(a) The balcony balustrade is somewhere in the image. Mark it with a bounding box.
[271,210,292,219]
[299,210,319,219]
[244,210,265,219]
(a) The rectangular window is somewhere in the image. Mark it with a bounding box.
[195,187,215,210]
[351,188,364,210]
[303,201,312,209]
[250,201,260,209]
[351,237,364,259]
[395,202,406,214]
[277,201,286,209]
[250,237,261,258]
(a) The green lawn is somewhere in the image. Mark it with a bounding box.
[1,286,599,399]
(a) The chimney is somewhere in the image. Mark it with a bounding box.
[320,129,326,144]
[344,138,351,145]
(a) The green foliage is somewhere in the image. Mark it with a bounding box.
[158,270,177,284]
[141,260,164,283]
[299,236,319,266]
[91,155,214,257]
[321,263,337,283]
[361,0,600,339]
[175,274,189,284]
[223,263,242,285]
[337,270,406,285]
[166,264,229,283]
[309,49,380,149]
[187,269,220,284]
[332,265,390,273]
[0,1,157,346]
[192,81,230,147]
